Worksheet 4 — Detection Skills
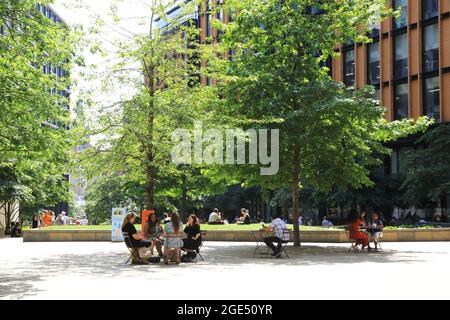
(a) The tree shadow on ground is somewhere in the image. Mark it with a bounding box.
[194,243,426,269]
[0,275,44,299]
[0,242,428,299]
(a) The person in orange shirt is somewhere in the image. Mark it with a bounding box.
[42,211,53,227]
[348,210,369,250]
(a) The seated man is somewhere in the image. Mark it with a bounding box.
[322,216,334,227]
[261,212,290,258]
[208,208,223,225]
[55,213,65,226]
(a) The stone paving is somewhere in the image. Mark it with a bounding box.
[1,238,450,300]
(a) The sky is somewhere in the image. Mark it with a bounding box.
[51,0,152,125]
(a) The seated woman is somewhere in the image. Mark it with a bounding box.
[236,208,251,225]
[10,222,21,238]
[121,213,151,250]
[163,212,184,264]
[42,211,53,227]
[348,210,369,251]
[144,213,163,258]
[182,214,202,260]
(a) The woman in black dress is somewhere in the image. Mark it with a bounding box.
[182,214,202,260]
[121,213,151,248]
[32,214,39,229]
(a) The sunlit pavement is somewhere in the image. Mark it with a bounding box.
[1,238,450,300]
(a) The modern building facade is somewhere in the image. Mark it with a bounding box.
[331,0,450,218]
[186,0,450,124]
[332,0,449,124]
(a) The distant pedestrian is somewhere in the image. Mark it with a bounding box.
[322,216,333,227]
[32,214,39,229]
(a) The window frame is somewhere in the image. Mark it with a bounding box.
[393,32,409,81]
[393,81,409,120]
[342,45,356,87]
[422,75,440,121]
[422,0,439,21]
[366,40,381,88]
[393,0,408,30]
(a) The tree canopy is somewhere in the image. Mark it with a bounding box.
[1,0,78,222]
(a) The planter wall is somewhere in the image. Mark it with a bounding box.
[22,228,450,243]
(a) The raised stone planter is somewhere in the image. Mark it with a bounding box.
[23,229,110,242]
[22,228,450,243]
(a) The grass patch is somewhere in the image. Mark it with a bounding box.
[34,224,335,232]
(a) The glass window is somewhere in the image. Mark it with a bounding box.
[423,23,439,73]
[217,0,224,21]
[394,33,408,80]
[394,0,408,29]
[205,0,213,39]
[394,83,409,120]
[206,14,212,38]
[423,76,440,120]
[423,0,439,20]
[367,42,380,86]
[343,48,355,87]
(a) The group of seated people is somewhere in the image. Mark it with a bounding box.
[348,211,384,252]
[121,212,202,264]
[208,207,251,225]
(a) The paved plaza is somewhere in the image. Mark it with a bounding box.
[1,238,450,300]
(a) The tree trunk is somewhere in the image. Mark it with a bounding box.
[292,145,301,247]
[145,161,156,210]
[145,72,156,211]
[180,172,188,221]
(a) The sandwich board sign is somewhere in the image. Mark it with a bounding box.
[112,208,127,242]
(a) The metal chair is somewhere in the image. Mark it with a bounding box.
[344,226,364,253]
[278,229,290,258]
[194,231,207,262]
[252,230,272,258]
[253,229,290,259]
[123,232,144,264]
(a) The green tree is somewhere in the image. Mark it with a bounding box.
[0,0,78,223]
[402,124,450,210]
[214,0,429,246]
[84,173,146,223]
[79,0,218,214]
